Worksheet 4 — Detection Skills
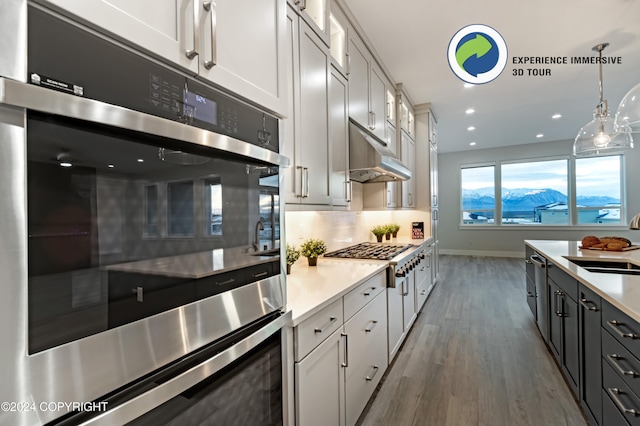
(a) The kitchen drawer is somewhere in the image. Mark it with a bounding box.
[603,361,640,425]
[602,299,640,356]
[295,298,344,362]
[344,290,387,380]
[548,262,578,301]
[416,276,432,313]
[603,388,632,426]
[195,262,277,299]
[603,328,640,398]
[343,272,385,321]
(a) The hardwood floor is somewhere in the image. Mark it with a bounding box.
[358,255,588,426]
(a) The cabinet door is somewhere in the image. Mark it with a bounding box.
[562,295,580,396]
[430,141,438,208]
[198,0,287,116]
[403,272,417,331]
[400,132,416,208]
[44,0,198,74]
[295,328,346,426]
[386,122,397,165]
[329,67,350,206]
[387,285,404,361]
[283,7,301,203]
[548,280,562,361]
[370,64,387,141]
[298,19,331,205]
[579,285,602,426]
[347,33,370,130]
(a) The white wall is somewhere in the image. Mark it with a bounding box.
[438,138,640,257]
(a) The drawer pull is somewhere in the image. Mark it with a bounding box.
[607,354,639,377]
[365,320,379,333]
[314,316,337,334]
[607,387,640,416]
[365,365,380,381]
[363,286,377,296]
[253,271,268,279]
[132,287,143,302]
[608,320,640,339]
[579,298,599,312]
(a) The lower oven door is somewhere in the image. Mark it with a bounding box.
[52,311,291,426]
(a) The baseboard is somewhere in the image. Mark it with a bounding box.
[439,249,525,258]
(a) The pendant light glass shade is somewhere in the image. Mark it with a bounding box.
[573,43,634,156]
[615,82,640,133]
[574,112,633,156]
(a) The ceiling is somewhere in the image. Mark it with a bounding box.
[342,0,640,153]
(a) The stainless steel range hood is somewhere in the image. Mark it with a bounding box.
[349,118,411,183]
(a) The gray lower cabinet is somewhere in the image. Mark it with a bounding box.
[601,299,640,426]
[579,284,602,425]
[547,267,580,397]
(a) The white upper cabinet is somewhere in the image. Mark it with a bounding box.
[347,31,370,130]
[288,0,329,46]
[43,0,288,116]
[284,6,331,206]
[329,4,348,77]
[400,132,416,208]
[369,63,387,141]
[329,67,350,207]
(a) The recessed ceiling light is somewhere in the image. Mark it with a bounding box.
[464,83,474,88]
[465,108,475,115]
[59,162,72,168]
[108,164,115,168]
[552,114,562,119]
[137,159,144,163]
[536,133,544,138]
[467,126,475,131]
[469,142,476,146]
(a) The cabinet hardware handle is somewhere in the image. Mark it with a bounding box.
[608,320,640,339]
[203,1,217,69]
[300,0,307,11]
[344,180,352,202]
[579,298,599,312]
[304,167,310,198]
[607,354,639,377]
[402,279,409,297]
[185,0,201,59]
[132,287,143,302]
[372,112,376,130]
[341,333,349,367]
[365,365,380,381]
[525,259,533,265]
[314,316,337,334]
[365,320,378,333]
[216,278,235,286]
[296,166,304,198]
[529,255,546,268]
[253,271,268,279]
[387,101,391,119]
[554,290,567,317]
[363,286,376,296]
[607,387,640,416]
[527,291,536,298]
[421,289,427,295]
[346,51,351,75]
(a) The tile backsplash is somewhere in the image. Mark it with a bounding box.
[285,210,430,251]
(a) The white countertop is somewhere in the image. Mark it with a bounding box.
[285,258,388,326]
[285,239,432,326]
[525,240,640,322]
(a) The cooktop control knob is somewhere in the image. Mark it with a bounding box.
[395,269,405,277]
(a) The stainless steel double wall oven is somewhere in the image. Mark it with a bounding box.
[0,2,289,425]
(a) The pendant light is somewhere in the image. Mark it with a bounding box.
[573,43,634,156]
[615,81,640,133]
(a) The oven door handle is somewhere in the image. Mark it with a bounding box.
[80,311,291,425]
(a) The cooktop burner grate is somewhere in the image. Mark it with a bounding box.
[324,242,412,260]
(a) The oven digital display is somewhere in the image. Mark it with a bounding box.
[184,90,217,125]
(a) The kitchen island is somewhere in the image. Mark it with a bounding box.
[525,239,640,426]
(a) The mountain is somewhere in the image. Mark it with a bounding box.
[462,188,619,211]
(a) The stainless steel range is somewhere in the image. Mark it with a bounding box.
[324,242,413,260]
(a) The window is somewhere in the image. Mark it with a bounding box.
[501,159,568,225]
[144,185,158,236]
[460,154,624,226]
[575,155,622,224]
[461,165,495,224]
[204,178,223,236]
[167,180,194,236]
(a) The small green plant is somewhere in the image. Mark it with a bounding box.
[388,223,400,236]
[300,238,327,259]
[286,244,301,265]
[371,225,387,237]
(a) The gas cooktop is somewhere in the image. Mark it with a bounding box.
[324,242,412,260]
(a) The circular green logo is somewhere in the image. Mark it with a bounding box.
[448,25,508,84]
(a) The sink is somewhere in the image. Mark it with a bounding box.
[568,259,640,276]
